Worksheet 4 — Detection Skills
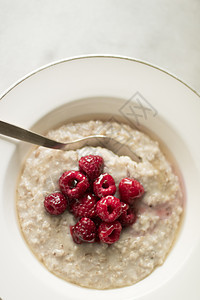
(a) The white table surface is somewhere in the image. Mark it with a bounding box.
[0,0,200,96]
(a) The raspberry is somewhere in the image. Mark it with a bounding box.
[44,192,67,215]
[79,155,104,181]
[119,203,137,226]
[70,217,96,244]
[121,202,129,212]
[119,177,144,204]
[93,173,116,198]
[59,170,89,200]
[70,226,82,244]
[98,221,122,244]
[96,195,122,222]
[70,193,97,218]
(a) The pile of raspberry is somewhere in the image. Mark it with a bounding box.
[44,155,144,245]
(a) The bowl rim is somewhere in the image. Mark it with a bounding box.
[0,54,199,100]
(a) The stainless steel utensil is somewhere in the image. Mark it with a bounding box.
[0,120,140,162]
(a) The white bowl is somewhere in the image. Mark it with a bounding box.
[0,55,200,300]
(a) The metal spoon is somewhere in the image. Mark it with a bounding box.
[0,120,140,162]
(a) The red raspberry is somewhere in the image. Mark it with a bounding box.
[93,173,116,198]
[121,202,129,212]
[70,226,82,244]
[70,193,97,218]
[79,155,104,182]
[119,203,137,226]
[96,195,122,222]
[70,217,96,244]
[59,170,89,200]
[119,178,144,204]
[44,192,67,215]
[98,221,122,244]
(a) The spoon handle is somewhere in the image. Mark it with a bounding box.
[0,120,60,148]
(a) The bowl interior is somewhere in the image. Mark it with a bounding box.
[2,96,195,300]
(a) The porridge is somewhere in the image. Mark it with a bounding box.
[16,120,183,289]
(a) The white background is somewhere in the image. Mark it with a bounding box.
[0,0,200,95]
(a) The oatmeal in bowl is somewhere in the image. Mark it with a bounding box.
[16,120,183,289]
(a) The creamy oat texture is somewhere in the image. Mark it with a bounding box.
[17,121,183,289]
